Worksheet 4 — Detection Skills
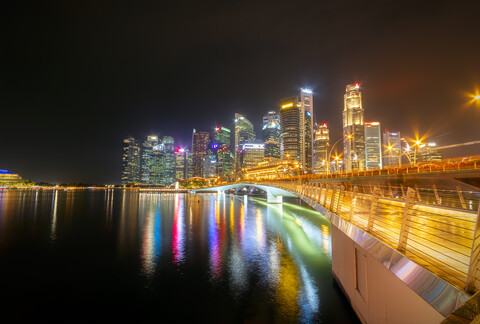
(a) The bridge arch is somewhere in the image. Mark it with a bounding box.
[190,183,298,203]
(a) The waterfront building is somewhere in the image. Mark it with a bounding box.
[192,129,210,177]
[234,114,255,175]
[175,147,186,180]
[121,136,141,185]
[314,122,330,174]
[203,153,217,179]
[213,126,233,179]
[162,136,176,185]
[0,170,23,183]
[263,112,281,158]
[141,135,159,185]
[300,88,314,173]
[279,96,301,162]
[185,149,193,179]
[383,130,401,167]
[243,159,300,180]
[343,83,365,171]
[365,122,382,170]
[240,143,265,170]
[418,142,443,163]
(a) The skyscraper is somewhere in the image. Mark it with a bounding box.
[234,114,255,175]
[299,88,314,173]
[121,136,141,185]
[175,147,186,180]
[279,96,300,161]
[162,136,176,185]
[141,135,159,185]
[365,122,382,170]
[343,83,365,171]
[383,130,401,167]
[192,129,210,177]
[262,112,281,159]
[314,122,330,174]
[418,142,443,163]
[214,126,233,179]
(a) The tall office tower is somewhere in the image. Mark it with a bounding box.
[214,126,233,179]
[234,114,255,175]
[263,112,281,159]
[162,136,176,185]
[150,142,164,185]
[192,129,210,177]
[185,149,193,179]
[365,122,382,170]
[418,142,443,163]
[240,143,265,170]
[383,130,401,167]
[279,96,301,161]
[299,88,314,173]
[314,122,330,174]
[343,83,365,171]
[175,147,186,180]
[203,153,217,179]
[121,136,141,185]
[141,135,159,185]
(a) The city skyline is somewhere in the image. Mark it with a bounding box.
[2,1,480,183]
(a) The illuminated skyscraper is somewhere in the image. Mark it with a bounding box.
[418,142,443,163]
[234,114,255,175]
[300,88,314,173]
[343,83,365,171]
[383,130,401,167]
[121,136,141,185]
[141,135,159,185]
[175,147,186,180]
[314,122,329,174]
[279,96,301,161]
[192,129,210,177]
[262,112,281,159]
[162,136,176,185]
[213,126,233,179]
[365,122,382,170]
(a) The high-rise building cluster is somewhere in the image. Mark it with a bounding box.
[121,83,443,184]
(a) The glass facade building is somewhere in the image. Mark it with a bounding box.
[121,136,141,185]
[192,129,210,178]
[383,130,401,167]
[365,122,382,170]
[263,112,281,159]
[314,122,329,174]
[234,114,255,175]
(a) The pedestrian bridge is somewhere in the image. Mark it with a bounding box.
[190,183,297,203]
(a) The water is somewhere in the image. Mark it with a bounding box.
[0,189,359,323]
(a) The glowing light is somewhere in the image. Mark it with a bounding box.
[281,103,293,109]
[355,83,360,88]
[306,111,311,116]
[301,88,313,94]
[365,121,379,126]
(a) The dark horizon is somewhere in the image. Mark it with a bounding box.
[2,0,480,184]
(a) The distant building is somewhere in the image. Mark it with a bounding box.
[365,122,382,169]
[418,142,443,163]
[175,147,186,180]
[383,130,401,167]
[214,126,233,179]
[192,129,210,177]
[234,114,255,174]
[300,88,314,173]
[280,96,301,162]
[343,83,365,171]
[162,136,176,185]
[241,143,265,170]
[0,170,23,183]
[121,136,141,185]
[203,153,217,179]
[314,122,329,174]
[263,112,281,158]
[141,135,159,185]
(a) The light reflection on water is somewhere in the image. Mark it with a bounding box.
[0,190,358,323]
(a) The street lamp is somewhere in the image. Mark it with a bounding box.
[326,137,345,175]
[386,145,412,168]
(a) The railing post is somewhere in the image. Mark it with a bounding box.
[414,184,422,202]
[348,186,358,222]
[466,204,480,293]
[433,184,441,205]
[322,184,329,206]
[388,183,393,198]
[367,186,380,233]
[397,187,417,252]
[329,186,337,211]
[457,185,467,209]
[315,183,321,202]
[335,185,345,214]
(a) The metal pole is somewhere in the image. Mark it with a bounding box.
[336,185,345,214]
[457,185,467,209]
[348,186,358,222]
[414,184,422,202]
[433,184,441,205]
[367,186,381,233]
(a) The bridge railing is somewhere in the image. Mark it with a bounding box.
[267,180,480,293]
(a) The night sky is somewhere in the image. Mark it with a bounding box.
[2,1,480,184]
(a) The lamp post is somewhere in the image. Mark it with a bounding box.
[386,145,412,168]
[326,136,348,175]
